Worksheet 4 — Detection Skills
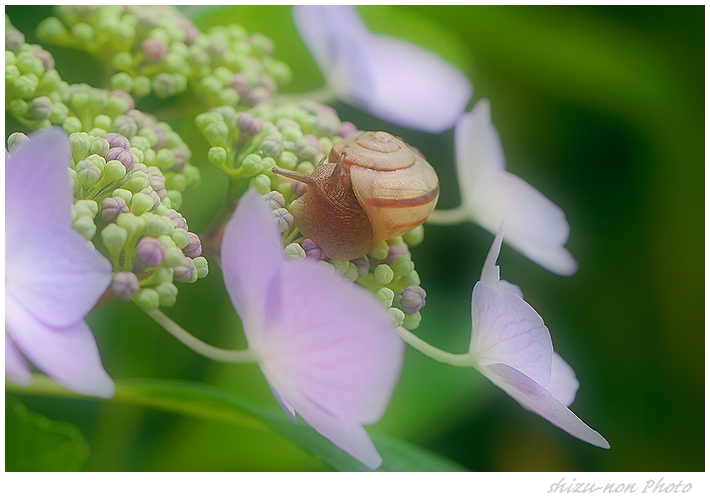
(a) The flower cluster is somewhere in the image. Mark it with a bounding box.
[36,5,292,106]
[196,100,428,328]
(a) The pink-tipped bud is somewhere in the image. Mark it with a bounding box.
[142,38,170,62]
[302,238,326,261]
[101,196,130,222]
[112,271,140,301]
[136,236,167,267]
[104,132,131,150]
[183,232,203,258]
[396,285,427,315]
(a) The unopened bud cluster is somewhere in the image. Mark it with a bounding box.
[35,5,292,106]
[197,98,428,328]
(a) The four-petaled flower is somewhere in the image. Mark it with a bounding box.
[5,128,115,398]
[469,221,608,448]
[455,99,578,275]
[293,5,473,133]
[221,190,405,469]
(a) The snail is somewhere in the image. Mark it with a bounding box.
[272,131,440,260]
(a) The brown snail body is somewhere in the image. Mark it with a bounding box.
[272,131,440,261]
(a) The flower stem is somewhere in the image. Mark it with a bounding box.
[395,327,473,367]
[273,86,338,105]
[144,308,257,364]
[426,206,472,225]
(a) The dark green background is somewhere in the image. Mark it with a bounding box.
[5,5,704,471]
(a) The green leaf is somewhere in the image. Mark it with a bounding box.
[8,376,467,471]
[5,396,90,471]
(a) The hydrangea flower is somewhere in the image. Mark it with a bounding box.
[5,128,115,398]
[454,99,578,275]
[293,5,472,133]
[469,221,608,448]
[221,190,405,469]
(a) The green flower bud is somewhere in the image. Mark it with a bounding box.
[133,75,151,97]
[113,188,133,204]
[208,146,228,167]
[137,126,158,148]
[166,189,182,210]
[284,243,306,260]
[110,72,133,93]
[155,148,175,170]
[405,270,421,287]
[93,114,112,131]
[391,255,414,278]
[62,116,83,134]
[374,264,394,285]
[388,307,405,328]
[7,132,30,151]
[16,53,45,77]
[75,159,102,187]
[204,121,229,148]
[164,246,184,268]
[116,212,146,236]
[36,16,66,40]
[134,288,160,311]
[249,173,271,194]
[264,58,293,86]
[200,74,223,94]
[71,22,95,43]
[74,199,99,219]
[329,260,350,276]
[259,135,283,159]
[403,225,425,247]
[102,159,126,181]
[242,154,262,176]
[152,73,177,99]
[29,96,53,120]
[47,102,68,124]
[166,173,187,192]
[101,223,129,253]
[111,52,133,71]
[73,214,96,240]
[8,98,29,119]
[5,64,20,82]
[153,267,174,285]
[130,192,154,215]
[171,227,189,249]
[88,127,108,138]
[194,111,223,133]
[13,74,39,98]
[343,262,359,282]
[375,287,395,308]
[369,241,389,260]
[403,311,422,330]
[113,115,138,138]
[155,282,179,307]
[193,256,209,279]
[131,147,146,164]
[90,136,110,157]
[143,213,171,237]
[277,151,298,171]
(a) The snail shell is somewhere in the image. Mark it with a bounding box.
[272,131,439,261]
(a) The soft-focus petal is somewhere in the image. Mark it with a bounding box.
[294,5,472,133]
[546,352,580,407]
[5,334,33,386]
[220,190,286,337]
[6,222,112,329]
[479,362,609,448]
[257,259,404,424]
[5,296,115,398]
[455,99,577,275]
[5,127,72,227]
[470,281,553,387]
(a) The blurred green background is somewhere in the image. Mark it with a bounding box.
[5,5,704,471]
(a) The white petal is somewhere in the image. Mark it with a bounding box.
[5,333,33,386]
[546,352,580,407]
[259,259,404,425]
[220,190,286,339]
[5,128,72,227]
[480,362,609,448]
[454,98,506,205]
[7,221,112,329]
[469,171,578,276]
[6,296,115,398]
[470,282,552,387]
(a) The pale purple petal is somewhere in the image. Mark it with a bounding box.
[470,281,552,387]
[257,259,404,424]
[7,222,112,329]
[220,190,286,337]
[480,362,609,448]
[365,34,472,133]
[5,296,115,398]
[293,5,472,133]
[546,352,580,407]
[455,99,577,276]
[5,333,33,386]
[454,98,506,199]
[5,127,72,227]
